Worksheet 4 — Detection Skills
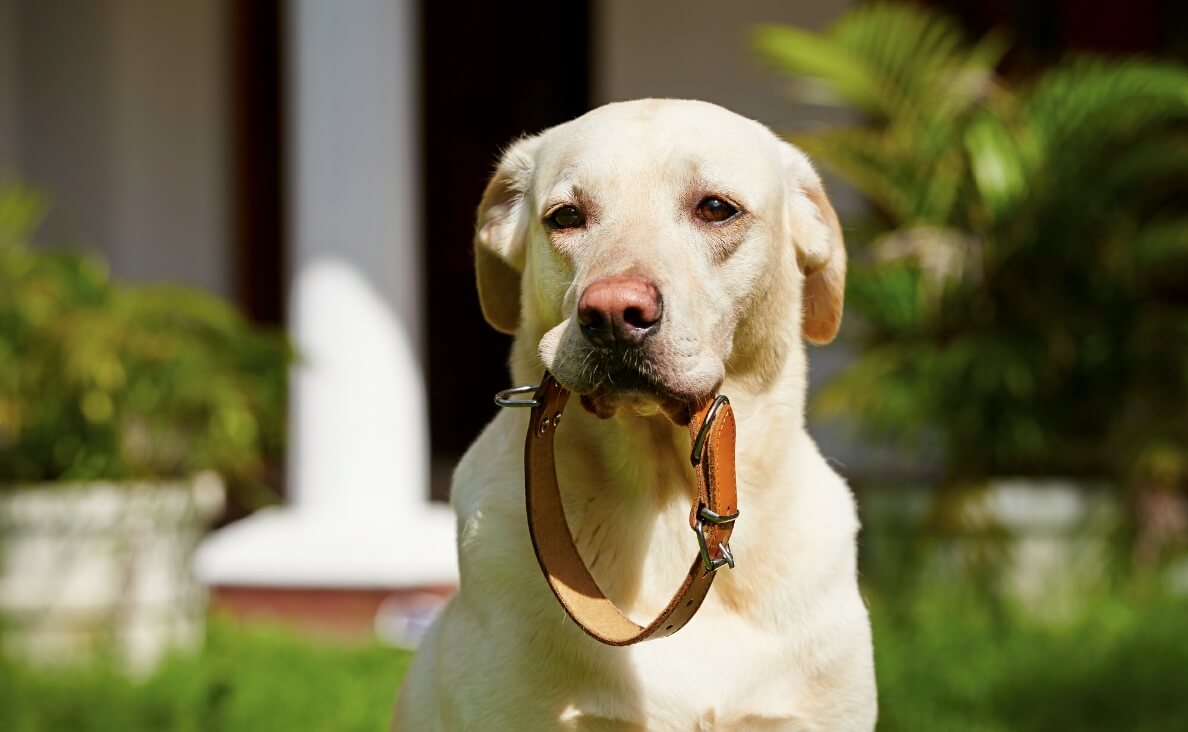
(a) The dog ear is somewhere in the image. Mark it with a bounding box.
[474,135,541,334]
[782,143,847,344]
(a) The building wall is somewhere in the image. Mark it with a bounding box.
[0,0,232,298]
[594,0,859,212]
[0,0,20,174]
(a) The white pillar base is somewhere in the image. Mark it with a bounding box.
[194,505,456,589]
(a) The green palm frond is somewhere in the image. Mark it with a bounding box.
[758,3,1188,484]
[1024,59,1188,159]
[756,3,1005,124]
[845,259,932,334]
[1130,217,1188,270]
[813,341,933,438]
[829,3,1007,120]
[963,111,1034,220]
[755,23,888,114]
[1096,137,1188,204]
[792,128,920,221]
[793,124,973,226]
[1003,66,1188,253]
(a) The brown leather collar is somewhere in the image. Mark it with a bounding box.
[505,372,739,646]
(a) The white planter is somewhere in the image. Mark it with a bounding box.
[0,472,224,674]
[863,479,1123,617]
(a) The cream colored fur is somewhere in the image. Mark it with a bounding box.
[393,99,876,731]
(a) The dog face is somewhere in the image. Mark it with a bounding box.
[475,99,845,422]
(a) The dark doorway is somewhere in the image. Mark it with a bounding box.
[924,0,1188,74]
[420,1,593,500]
[229,0,286,327]
[227,0,287,519]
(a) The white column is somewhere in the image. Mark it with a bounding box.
[196,0,456,590]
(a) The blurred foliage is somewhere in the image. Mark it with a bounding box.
[757,4,1188,489]
[870,583,1188,731]
[2,595,1185,731]
[0,183,290,491]
[0,618,412,732]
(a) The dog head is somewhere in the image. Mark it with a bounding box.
[475,99,844,423]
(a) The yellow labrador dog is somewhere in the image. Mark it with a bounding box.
[393,99,876,731]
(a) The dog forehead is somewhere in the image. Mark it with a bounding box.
[532,99,782,194]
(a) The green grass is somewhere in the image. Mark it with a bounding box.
[1,590,1185,731]
[872,586,1188,731]
[0,619,412,732]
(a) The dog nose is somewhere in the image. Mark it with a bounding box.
[577,275,663,348]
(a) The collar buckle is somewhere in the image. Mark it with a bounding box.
[694,505,739,572]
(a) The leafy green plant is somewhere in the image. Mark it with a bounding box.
[869,583,1188,731]
[0,618,413,732]
[756,4,1188,495]
[0,183,290,490]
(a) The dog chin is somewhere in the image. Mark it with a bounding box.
[547,350,722,426]
[574,385,706,426]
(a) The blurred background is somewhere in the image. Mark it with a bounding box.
[1,1,1186,730]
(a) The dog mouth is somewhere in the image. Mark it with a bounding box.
[554,351,711,426]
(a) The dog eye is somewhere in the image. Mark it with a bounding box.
[695,197,739,223]
[547,205,585,230]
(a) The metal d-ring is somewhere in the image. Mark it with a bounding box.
[494,384,541,408]
[697,505,740,525]
[690,394,730,467]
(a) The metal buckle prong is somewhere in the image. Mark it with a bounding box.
[694,519,735,572]
[690,395,730,467]
[494,384,542,408]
